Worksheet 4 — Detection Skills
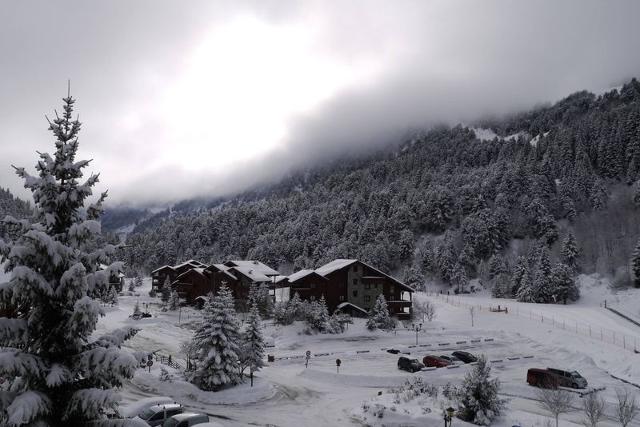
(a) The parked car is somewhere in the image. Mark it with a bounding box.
[527,368,588,389]
[163,412,210,427]
[439,355,463,365]
[422,355,451,368]
[452,351,478,364]
[387,348,400,354]
[397,356,424,372]
[134,403,184,426]
[547,368,588,389]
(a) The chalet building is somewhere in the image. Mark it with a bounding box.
[161,259,281,309]
[151,259,206,291]
[98,263,125,293]
[289,259,414,319]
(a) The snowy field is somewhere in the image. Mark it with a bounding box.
[100,277,640,427]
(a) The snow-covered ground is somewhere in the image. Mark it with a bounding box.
[102,276,640,427]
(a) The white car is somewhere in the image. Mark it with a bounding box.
[133,403,184,426]
[162,412,209,427]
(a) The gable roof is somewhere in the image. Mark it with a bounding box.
[173,259,207,270]
[175,267,206,281]
[288,269,328,283]
[314,259,358,276]
[314,259,414,292]
[151,265,174,274]
[205,263,238,281]
[228,265,272,283]
[224,260,279,276]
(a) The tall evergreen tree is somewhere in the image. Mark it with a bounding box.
[240,302,265,386]
[632,238,640,288]
[188,286,241,390]
[0,91,138,425]
[366,294,395,330]
[550,263,580,304]
[560,232,580,271]
[511,256,528,296]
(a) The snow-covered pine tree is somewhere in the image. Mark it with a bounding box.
[107,286,119,306]
[532,248,553,303]
[366,294,395,331]
[133,272,143,288]
[632,238,640,288]
[188,286,241,390]
[160,275,171,306]
[0,90,138,425]
[127,278,135,292]
[240,302,265,386]
[560,232,579,271]
[550,263,580,304]
[455,355,504,425]
[168,290,180,310]
[516,267,535,303]
[511,256,528,296]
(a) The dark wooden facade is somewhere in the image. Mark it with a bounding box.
[292,260,413,319]
[173,268,212,303]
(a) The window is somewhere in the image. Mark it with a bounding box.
[353,290,358,297]
[353,278,358,285]
[354,264,359,272]
[364,295,371,303]
[339,295,345,301]
[365,283,371,290]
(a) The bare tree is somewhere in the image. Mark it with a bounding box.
[616,388,638,427]
[413,299,436,322]
[582,391,605,427]
[537,388,574,427]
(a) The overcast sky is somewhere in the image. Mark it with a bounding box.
[2,0,640,206]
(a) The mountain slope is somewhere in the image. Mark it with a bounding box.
[123,79,640,288]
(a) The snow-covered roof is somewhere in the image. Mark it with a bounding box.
[335,302,369,315]
[151,265,174,274]
[173,260,207,270]
[287,269,323,283]
[205,263,238,281]
[314,259,414,292]
[274,275,289,284]
[314,259,358,276]
[175,267,205,281]
[228,266,272,283]
[224,260,279,276]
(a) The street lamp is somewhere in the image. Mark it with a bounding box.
[444,407,455,426]
[412,323,422,346]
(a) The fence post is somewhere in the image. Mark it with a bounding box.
[623,335,626,350]
[589,325,591,337]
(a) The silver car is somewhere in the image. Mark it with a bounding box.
[162,412,210,427]
[133,403,185,426]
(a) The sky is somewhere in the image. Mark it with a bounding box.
[1,0,640,206]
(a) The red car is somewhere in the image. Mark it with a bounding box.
[423,355,451,368]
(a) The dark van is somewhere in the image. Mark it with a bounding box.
[398,356,424,373]
[527,368,587,389]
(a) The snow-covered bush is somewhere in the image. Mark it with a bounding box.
[0,92,138,424]
[159,367,173,382]
[455,355,505,425]
[366,294,396,331]
[168,290,181,310]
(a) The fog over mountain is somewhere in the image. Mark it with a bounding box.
[2,0,640,206]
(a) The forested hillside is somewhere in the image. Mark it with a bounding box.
[123,79,640,296]
[0,187,31,238]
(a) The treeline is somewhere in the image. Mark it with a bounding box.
[0,187,31,238]
[123,79,640,293]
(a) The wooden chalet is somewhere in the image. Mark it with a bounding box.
[99,263,125,293]
[151,259,206,291]
[161,259,281,310]
[289,259,414,319]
